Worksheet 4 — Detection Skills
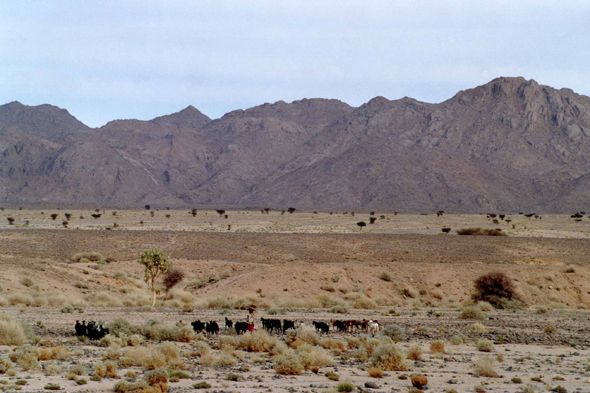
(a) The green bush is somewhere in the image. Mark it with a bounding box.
[336,381,355,392]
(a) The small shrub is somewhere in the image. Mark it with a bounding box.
[371,343,409,371]
[406,346,423,360]
[0,315,27,345]
[9,345,39,370]
[472,272,522,308]
[325,370,339,381]
[459,306,487,320]
[544,324,558,334]
[336,381,355,392]
[60,304,75,313]
[367,366,384,378]
[451,334,464,345]
[470,323,487,333]
[71,252,104,262]
[456,227,506,236]
[552,386,567,393]
[477,339,494,352]
[193,382,211,389]
[511,377,522,383]
[522,385,535,393]
[273,350,304,375]
[0,358,13,374]
[225,373,241,381]
[163,269,184,291]
[44,384,61,390]
[536,306,549,314]
[329,305,349,314]
[380,272,393,281]
[21,278,34,287]
[474,356,498,377]
[380,324,406,342]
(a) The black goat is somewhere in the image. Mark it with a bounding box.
[191,320,205,332]
[77,320,108,340]
[74,320,87,337]
[313,321,330,334]
[206,321,219,335]
[225,317,233,329]
[261,318,282,333]
[235,321,248,335]
[282,320,295,333]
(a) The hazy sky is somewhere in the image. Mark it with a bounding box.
[1,1,589,127]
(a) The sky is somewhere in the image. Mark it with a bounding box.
[1,0,589,127]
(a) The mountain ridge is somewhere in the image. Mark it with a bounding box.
[1,77,590,212]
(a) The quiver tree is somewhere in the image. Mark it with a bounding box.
[138,249,172,307]
[216,209,225,216]
[7,217,15,225]
[357,221,366,230]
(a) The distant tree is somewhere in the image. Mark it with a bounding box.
[50,213,58,220]
[7,217,15,225]
[144,205,151,210]
[64,213,72,220]
[357,221,367,230]
[150,211,155,217]
[62,221,69,228]
[370,212,375,216]
[369,217,377,224]
[437,210,444,217]
[216,209,226,216]
[138,249,172,307]
[191,208,198,217]
[91,214,102,219]
[95,208,101,213]
[441,227,451,233]
[112,211,117,216]
[287,207,296,214]
[165,214,171,218]
[264,208,271,214]
[499,214,505,220]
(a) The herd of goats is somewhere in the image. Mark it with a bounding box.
[73,318,383,340]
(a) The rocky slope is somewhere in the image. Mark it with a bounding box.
[1,77,590,212]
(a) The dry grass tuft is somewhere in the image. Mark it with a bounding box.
[0,315,27,345]
[9,345,39,371]
[474,356,498,377]
[236,330,277,352]
[367,367,384,378]
[476,339,494,352]
[470,323,488,334]
[273,349,304,375]
[430,340,445,354]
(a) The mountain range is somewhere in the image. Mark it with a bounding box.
[1,76,590,212]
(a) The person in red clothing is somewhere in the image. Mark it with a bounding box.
[246,307,255,332]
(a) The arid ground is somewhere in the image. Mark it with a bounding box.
[0,210,589,392]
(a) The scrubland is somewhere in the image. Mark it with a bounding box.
[0,210,589,392]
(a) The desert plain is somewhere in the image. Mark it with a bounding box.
[0,208,589,393]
